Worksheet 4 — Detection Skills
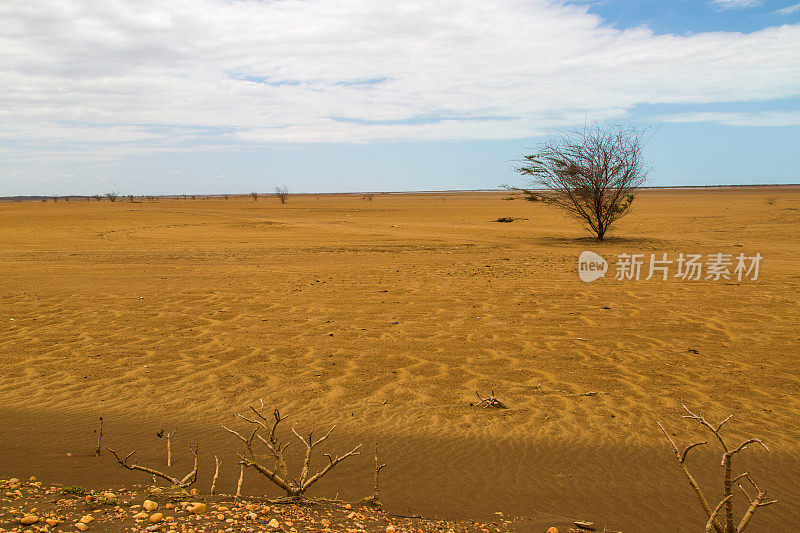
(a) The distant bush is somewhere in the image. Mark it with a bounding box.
[62,486,86,495]
[274,185,289,204]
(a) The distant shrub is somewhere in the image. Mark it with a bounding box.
[62,486,86,495]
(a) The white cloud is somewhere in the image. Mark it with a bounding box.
[0,0,798,149]
[654,110,800,127]
[712,0,761,8]
[775,3,800,14]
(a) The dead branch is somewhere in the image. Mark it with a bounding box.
[160,429,177,467]
[657,422,718,532]
[659,405,776,533]
[475,390,509,409]
[94,417,103,456]
[106,442,198,488]
[223,402,362,499]
[210,455,221,495]
[363,442,387,508]
[236,462,246,498]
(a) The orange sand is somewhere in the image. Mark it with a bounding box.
[0,188,798,531]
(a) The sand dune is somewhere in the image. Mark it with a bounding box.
[1,189,798,531]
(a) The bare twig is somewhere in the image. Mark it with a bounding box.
[160,429,177,467]
[236,462,246,498]
[94,417,104,456]
[210,455,221,495]
[363,443,387,508]
[106,443,198,488]
[475,390,509,409]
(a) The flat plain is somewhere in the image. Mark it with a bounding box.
[1,188,798,532]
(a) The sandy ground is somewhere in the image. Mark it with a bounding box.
[0,188,798,532]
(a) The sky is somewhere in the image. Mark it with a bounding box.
[1,0,799,196]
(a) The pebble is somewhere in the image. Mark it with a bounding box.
[46,518,60,527]
[75,523,89,531]
[143,500,159,511]
[9,478,20,484]
[80,514,94,523]
[20,515,39,525]
[189,503,207,515]
[546,528,559,533]
[386,526,396,533]
[190,488,201,495]
[134,512,148,519]
[268,518,280,528]
[320,518,332,528]
[150,512,164,523]
[103,491,117,501]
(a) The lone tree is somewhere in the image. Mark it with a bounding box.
[511,123,647,241]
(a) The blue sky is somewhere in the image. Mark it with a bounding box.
[1,0,798,196]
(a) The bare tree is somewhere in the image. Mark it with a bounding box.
[274,185,289,204]
[105,191,118,202]
[222,401,361,501]
[251,192,258,201]
[657,404,776,533]
[510,123,647,241]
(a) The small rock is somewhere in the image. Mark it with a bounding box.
[149,487,164,495]
[344,504,352,510]
[190,488,200,496]
[320,519,331,528]
[546,528,559,533]
[20,515,39,525]
[46,518,60,527]
[9,478,20,484]
[75,523,89,531]
[143,500,159,511]
[574,521,596,531]
[134,512,148,519]
[29,476,38,481]
[150,512,164,523]
[386,526,396,533]
[268,518,280,529]
[189,503,207,515]
[103,492,117,501]
[80,515,94,524]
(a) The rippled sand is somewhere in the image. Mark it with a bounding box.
[1,188,798,531]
